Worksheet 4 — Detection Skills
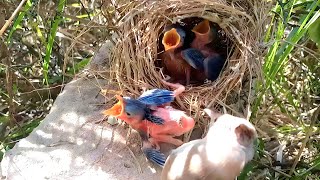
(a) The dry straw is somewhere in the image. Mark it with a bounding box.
[101,0,270,137]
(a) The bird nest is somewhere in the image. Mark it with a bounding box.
[101,0,268,136]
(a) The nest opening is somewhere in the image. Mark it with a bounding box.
[156,17,234,86]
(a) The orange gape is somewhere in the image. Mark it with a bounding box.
[191,19,216,57]
[160,21,226,84]
[161,27,194,85]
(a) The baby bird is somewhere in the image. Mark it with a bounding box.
[191,19,217,56]
[161,108,257,180]
[182,20,226,81]
[161,25,209,85]
[161,26,192,85]
[103,82,195,167]
[104,96,195,167]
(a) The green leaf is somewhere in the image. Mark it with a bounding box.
[0,116,9,123]
[0,149,4,161]
[48,75,63,84]
[308,17,320,47]
[66,58,90,75]
[6,118,42,141]
[238,161,255,180]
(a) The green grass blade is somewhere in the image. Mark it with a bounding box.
[252,1,320,119]
[43,0,66,85]
[264,13,275,43]
[6,0,33,44]
[269,2,320,80]
[294,155,320,177]
[31,15,46,45]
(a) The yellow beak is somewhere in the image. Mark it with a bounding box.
[103,95,125,117]
[162,28,181,51]
[192,19,210,35]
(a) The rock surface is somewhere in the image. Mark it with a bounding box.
[1,78,162,180]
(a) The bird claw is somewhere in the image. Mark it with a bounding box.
[164,75,171,81]
[161,80,185,97]
[149,138,161,150]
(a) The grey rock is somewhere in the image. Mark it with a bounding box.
[1,78,161,180]
[89,41,114,72]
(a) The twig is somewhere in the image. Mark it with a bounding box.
[0,0,27,37]
[126,146,142,174]
[253,159,292,178]
[289,106,320,175]
[78,0,91,20]
[1,38,16,127]
[123,127,143,174]
[6,57,16,127]
[18,84,64,95]
[275,143,286,179]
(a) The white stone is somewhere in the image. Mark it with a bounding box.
[1,78,161,180]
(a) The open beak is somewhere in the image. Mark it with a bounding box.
[103,95,125,117]
[192,19,210,35]
[162,28,181,51]
[192,20,213,43]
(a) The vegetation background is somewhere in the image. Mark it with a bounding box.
[0,0,319,179]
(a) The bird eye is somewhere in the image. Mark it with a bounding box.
[126,112,131,116]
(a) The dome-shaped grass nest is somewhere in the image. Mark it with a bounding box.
[101,0,268,138]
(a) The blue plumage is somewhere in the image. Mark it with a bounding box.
[181,48,226,81]
[143,148,166,167]
[204,54,225,81]
[123,97,164,125]
[137,89,174,106]
[139,130,166,167]
[145,113,165,125]
[181,48,205,70]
